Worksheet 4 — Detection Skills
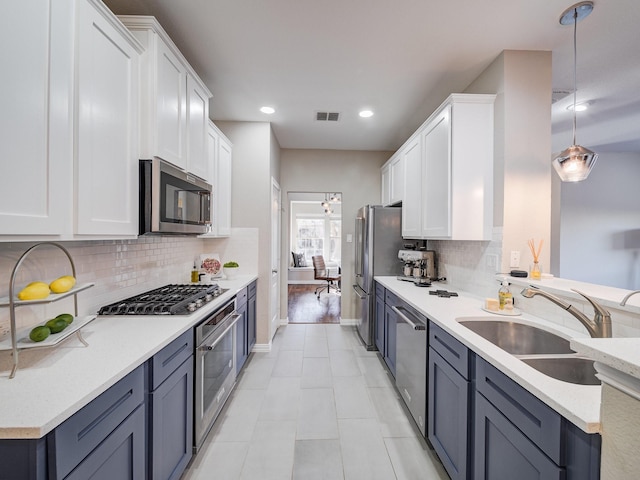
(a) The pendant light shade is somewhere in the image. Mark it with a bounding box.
[552,1,598,182]
[552,145,598,182]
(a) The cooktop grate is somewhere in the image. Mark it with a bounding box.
[98,284,226,315]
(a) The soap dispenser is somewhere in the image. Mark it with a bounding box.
[498,280,513,310]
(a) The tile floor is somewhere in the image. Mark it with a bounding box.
[183,323,449,480]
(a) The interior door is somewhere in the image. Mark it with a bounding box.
[270,178,281,340]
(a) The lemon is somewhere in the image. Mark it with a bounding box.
[55,313,74,325]
[49,275,76,294]
[29,325,51,342]
[18,283,51,301]
[45,318,68,334]
[26,281,49,289]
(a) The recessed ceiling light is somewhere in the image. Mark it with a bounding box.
[260,106,275,114]
[359,110,374,118]
[566,101,591,112]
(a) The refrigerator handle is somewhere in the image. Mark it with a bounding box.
[352,284,367,299]
[354,216,364,277]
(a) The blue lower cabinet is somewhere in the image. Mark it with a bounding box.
[384,304,397,376]
[247,281,257,352]
[474,357,601,480]
[0,437,47,480]
[236,299,248,374]
[374,291,385,353]
[49,365,146,479]
[475,393,562,480]
[65,404,146,480]
[149,356,193,480]
[428,349,470,480]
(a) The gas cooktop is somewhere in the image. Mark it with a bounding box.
[98,284,227,316]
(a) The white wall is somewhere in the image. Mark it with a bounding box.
[216,121,281,345]
[554,152,640,289]
[279,149,392,320]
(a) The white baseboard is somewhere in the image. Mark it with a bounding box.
[251,341,271,353]
[287,280,325,285]
[340,318,358,326]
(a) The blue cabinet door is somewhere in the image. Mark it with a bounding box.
[384,304,397,376]
[149,357,193,480]
[236,300,248,373]
[65,404,146,480]
[428,348,470,480]
[474,393,563,480]
[374,292,385,353]
[247,285,257,352]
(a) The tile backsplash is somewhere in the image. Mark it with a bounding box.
[428,227,504,299]
[428,227,640,338]
[0,228,258,336]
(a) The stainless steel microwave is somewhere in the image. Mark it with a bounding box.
[139,158,212,235]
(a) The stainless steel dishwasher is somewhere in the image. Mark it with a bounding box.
[393,303,428,437]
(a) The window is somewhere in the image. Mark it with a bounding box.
[292,214,341,264]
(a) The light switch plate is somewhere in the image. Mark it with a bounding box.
[510,251,520,268]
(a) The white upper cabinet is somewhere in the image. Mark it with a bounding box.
[401,136,423,238]
[120,16,212,181]
[421,105,452,238]
[151,37,187,168]
[75,0,142,236]
[186,73,211,181]
[0,0,74,236]
[203,121,232,237]
[0,0,142,240]
[399,94,495,240]
[381,153,405,206]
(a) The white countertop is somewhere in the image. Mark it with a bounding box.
[0,275,257,439]
[571,337,640,380]
[375,276,602,434]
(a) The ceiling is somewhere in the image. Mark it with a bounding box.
[103,0,640,154]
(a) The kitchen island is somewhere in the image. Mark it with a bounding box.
[375,276,602,480]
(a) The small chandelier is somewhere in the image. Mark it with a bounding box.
[551,1,598,183]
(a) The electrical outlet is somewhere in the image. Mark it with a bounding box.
[510,251,520,268]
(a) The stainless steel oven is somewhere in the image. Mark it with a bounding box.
[194,299,239,452]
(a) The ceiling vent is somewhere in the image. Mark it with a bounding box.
[552,89,574,104]
[316,111,340,122]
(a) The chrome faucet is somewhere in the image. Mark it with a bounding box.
[620,290,640,306]
[520,285,612,338]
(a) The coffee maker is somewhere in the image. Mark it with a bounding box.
[398,249,436,286]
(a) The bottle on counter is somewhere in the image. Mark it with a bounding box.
[191,262,199,283]
[498,280,513,310]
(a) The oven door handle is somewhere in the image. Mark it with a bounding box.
[198,313,241,351]
[391,306,426,331]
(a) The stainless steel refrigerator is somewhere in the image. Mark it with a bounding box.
[352,205,403,350]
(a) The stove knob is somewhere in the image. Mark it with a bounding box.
[195,298,204,308]
[187,302,197,312]
[205,294,213,302]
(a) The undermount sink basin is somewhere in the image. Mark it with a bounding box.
[457,319,574,355]
[520,357,600,386]
[457,317,601,385]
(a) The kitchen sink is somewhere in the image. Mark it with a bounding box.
[520,357,600,386]
[457,317,601,385]
[457,318,574,355]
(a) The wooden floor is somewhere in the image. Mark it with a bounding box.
[287,284,341,324]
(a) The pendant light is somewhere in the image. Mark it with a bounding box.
[552,1,598,182]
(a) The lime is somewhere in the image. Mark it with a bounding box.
[55,313,74,325]
[29,326,51,342]
[45,318,68,334]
